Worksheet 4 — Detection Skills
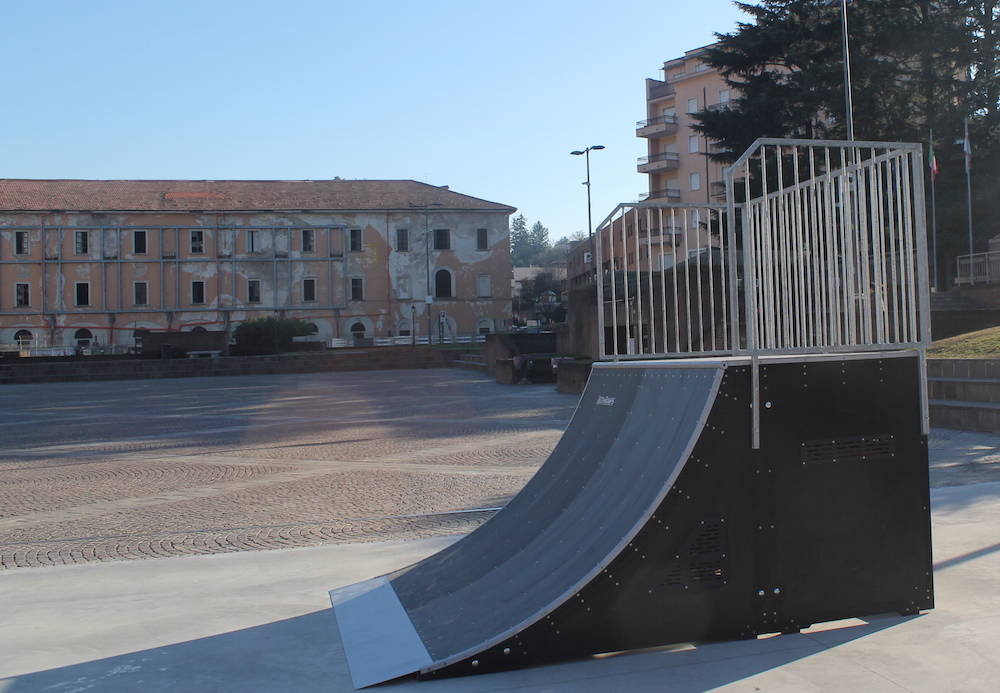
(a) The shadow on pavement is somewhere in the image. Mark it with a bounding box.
[2,610,915,693]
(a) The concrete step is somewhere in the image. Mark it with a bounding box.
[452,359,488,373]
[930,399,1000,434]
[928,376,1000,405]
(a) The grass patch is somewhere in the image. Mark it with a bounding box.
[929,325,1000,359]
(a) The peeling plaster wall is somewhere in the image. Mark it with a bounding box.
[0,207,512,346]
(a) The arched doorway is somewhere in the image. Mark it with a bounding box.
[74,328,93,347]
[434,269,453,298]
[191,326,207,333]
[350,322,366,339]
[305,322,319,335]
[13,329,33,347]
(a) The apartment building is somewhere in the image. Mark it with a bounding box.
[0,179,514,348]
[638,44,732,205]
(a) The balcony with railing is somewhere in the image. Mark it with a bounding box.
[710,180,726,199]
[639,187,682,201]
[955,250,1000,286]
[647,80,675,102]
[637,151,680,174]
[636,114,678,139]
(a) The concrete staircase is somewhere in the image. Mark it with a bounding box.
[931,292,983,311]
[452,348,488,373]
[928,359,1000,433]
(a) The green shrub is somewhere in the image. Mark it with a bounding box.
[232,317,314,355]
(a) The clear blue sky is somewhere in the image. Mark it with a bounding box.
[1,0,747,241]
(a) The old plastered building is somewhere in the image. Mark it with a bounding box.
[0,179,514,348]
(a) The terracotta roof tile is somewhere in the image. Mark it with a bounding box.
[0,179,515,213]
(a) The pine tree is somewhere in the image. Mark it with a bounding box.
[528,221,550,262]
[510,214,529,266]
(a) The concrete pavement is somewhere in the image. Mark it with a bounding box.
[2,480,999,692]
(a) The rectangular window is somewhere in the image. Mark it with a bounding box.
[477,228,488,251]
[75,231,89,255]
[476,274,492,298]
[688,135,699,153]
[351,277,364,301]
[133,282,148,306]
[719,89,730,104]
[690,172,701,191]
[301,228,315,253]
[433,228,450,250]
[190,230,204,254]
[133,230,147,254]
[303,278,316,302]
[191,281,205,305]
[75,282,90,306]
[248,230,259,253]
[350,228,363,252]
[248,279,261,304]
[15,283,29,307]
[14,231,28,255]
[397,275,411,299]
[396,228,409,252]
[687,97,698,114]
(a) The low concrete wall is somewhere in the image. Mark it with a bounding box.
[928,358,1000,433]
[556,361,592,395]
[930,310,1000,340]
[0,347,456,385]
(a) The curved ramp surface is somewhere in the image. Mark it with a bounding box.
[330,364,723,688]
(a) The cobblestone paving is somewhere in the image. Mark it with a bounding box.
[1,368,994,570]
[0,369,577,569]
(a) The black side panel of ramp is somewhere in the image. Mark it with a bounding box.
[331,365,722,688]
[330,355,933,687]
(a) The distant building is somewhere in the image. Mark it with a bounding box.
[0,179,514,348]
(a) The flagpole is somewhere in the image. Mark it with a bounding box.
[964,118,974,285]
[929,129,938,290]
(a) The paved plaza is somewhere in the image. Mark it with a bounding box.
[0,369,577,569]
[2,368,999,571]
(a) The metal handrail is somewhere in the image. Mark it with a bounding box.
[636,114,678,129]
[637,152,680,165]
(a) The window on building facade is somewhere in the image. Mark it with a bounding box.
[351,277,364,301]
[476,274,492,298]
[14,329,32,346]
[350,228,363,252]
[191,281,205,305]
[477,228,488,251]
[719,89,730,105]
[15,283,30,307]
[433,228,450,250]
[350,322,366,339]
[305,322,319,334]
[303,278,316,302]
[190,230,204,254]
[74,328,93,347]
[398,319,411,337]
[690,172,701,191]
[248,279,261,303]
[302,228,315,253]
[134,282,148,306]
[14,231,28,255]
[75,282,90,306]
[688,135,699,153]
[477,319,494,335]
[434,269,452,298]
[75,231,89,255]
[396,228,409,251]
[134,230,147,254]
[397,275,411,299]
[687,97,698,113]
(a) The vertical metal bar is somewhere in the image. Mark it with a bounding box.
[671,207,680,353]
[719,204,731,352]
[683,209,692,352]
[902,153,918,343]
[760,147,773,349]
[645,207,656,354]
[609,214,618,358]
[658,208,668,355]
[910,148,932,349]
[633,207,644,354]
[775,145,789,348]
[823,148,838,345]
[621,208,632,354]
[792,146,806,347]
[742,159,758,356]
[893,154,910,343]
[708,208,719,352]
[886,156,901,343]
[595,210,606,359]
[695,208,704,352]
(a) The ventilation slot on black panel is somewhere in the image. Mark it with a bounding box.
[657,518,727,591]
[800,434,895,465]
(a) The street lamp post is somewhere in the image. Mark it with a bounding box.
[409,202,442,343]
[831,0,855,141]
[571,146,605,251]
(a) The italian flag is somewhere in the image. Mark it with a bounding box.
[928,139,939,179]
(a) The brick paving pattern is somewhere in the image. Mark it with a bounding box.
[0,369,577,569]
[2,367,994,570]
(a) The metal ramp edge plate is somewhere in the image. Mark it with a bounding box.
[330,363,724,688]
